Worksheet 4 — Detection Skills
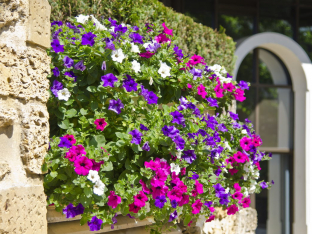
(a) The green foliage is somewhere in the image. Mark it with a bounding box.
[48,0,236,73]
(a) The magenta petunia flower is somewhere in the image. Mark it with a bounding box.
[151,185,168,199]
[155,33,170,44]
[90,159,104,171]
[186,54,206,66]
[214,84,224,98]
[206,215,215,222]
[223,83,235,92]
[72,145,86,156]
[227,204,239,215]
[240,197,251,208]
[64,134,76,144]
[139,51,155,58]
[252,135,262,147]
[234,183,241,192]
[191,199,203,214]
[233,151,248,164]
[228,168,239,175]
[94,118,107,131]
[129,203,141,213]
[240,136,253,151]
[139,179,151,194]
[232,191,243,201]
[195,180,204,194]
[162,22,173,36]
[187,83,192,89]
[74,156,93,176]
[134,191,148,208]
[107,191,121,209]
[178,194,189,207]
[234,88,246,102]
[65,150,77,162]
[167,187,183,202]
[197,84,207,99]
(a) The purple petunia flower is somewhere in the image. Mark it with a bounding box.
[108,99,124,114]
[63,203,77,218]
[74,60,86,71]
[64,71,77,81]
[123,75,138,92]
[75,203,85,215]
[232,122,242,129]
[101,61,106,71]
[238,80,249,90]
[182,150,197,164]
[52,67,60,77]
[51,21,63,27]
[173,135,185,150]
[227,73,233,78]
[229,111,239,120]
[213,183,225,198]
[132,26,139,31]
[63,56,74,68]
[111,213,118,229]
[173,45,183,59]
[197,129,207,137]
[101,73,118,87]
[142,141,150,151]
[129,32,144,44]
[114,24,128,33]
[81,32,97,46]
[88,216,103,231]
[189,171,199,180]
[58,137,72,148]
[51,39,64,53]
[204,201,213,208]
[170,111,185,127]
[205,66,212,73]
[171,200,177,208]
[168,210,178,222]
[129,129,143,145]
[104,38,115,50]
[189,68,202,80]
[140,124,149,131]
[108,18,117,27]
[52,28,62,40]
[260,181,268,189]
[206,97,218,107]
[155,195,167,208]
[218,123,228,132]
[162,125,180,139]
[51,80,63,97]
[140,87,158,104]
[214,168,222,176]
[178,96,188,110]
[219,193,230,205]
[146,42,161,53]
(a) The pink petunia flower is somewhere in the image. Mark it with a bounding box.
[195,180,204,194]
[234,183,241,192]
[240,137,253,151]
[74,156,93,175]
[252,135,262,147]
[227,204,239,215]
[162,22,173,36]
[240,197,251,208]
[223,83,235,92]
[151,185,168,199]
[187,83,192,89]
[206,215,215,222]
[94,118,107,131]
[214,84,224,98]
[191,199,203,214]
[129,203,141,213]
[197,84,207,99]
[72,144,86,156]
[181,167,186,175]
[233,88,246,102]
[186,54,206,66]
[139,179,151,194]
[167,187,183,202]
[65,149,77,162]
[64,134,76,144]
[134,191,148,208]
[232,191,243,201]
[178,194,189,206]
[228,168,239,175]
[155,33,171,44]
[107,191,121,209]
[139,51,155,58]
[255,162,261,171]
[233,151,248,164]
[90,159,104,171]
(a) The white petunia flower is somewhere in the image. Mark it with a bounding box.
[170,163,181,174]
[143,40,157,49]
[249,182,257,193]
[176,150,182,159]
[149,77,153,85]
[243,174,248,180]
[225,187,230,193]
[241,129,248,134]
[87,170,100,183]
[219,76,231,83]
[130,43,140,53]
[243,163,250,173]
[111,48,125,63]
[158,61,171,78]
[224,141,231,150]
[75,14,89,24]
[109,26,115,32]
[210,64,222,73]
[253,171,260,179]
[90,15,107,30]
[57,88,71,101]
[93,180,105,196]
[131,60,141,73]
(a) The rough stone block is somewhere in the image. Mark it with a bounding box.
[27,0,51,48]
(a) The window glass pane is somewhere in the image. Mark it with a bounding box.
[258,88,293,148]
[237,87,256,124]
[259,59,273,85]
[236,51,254,83]
[299,8,312,61]
[218,14,254,41]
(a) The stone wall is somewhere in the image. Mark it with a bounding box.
[0,0,51,233]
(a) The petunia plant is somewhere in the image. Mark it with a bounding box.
[44,15,273,233]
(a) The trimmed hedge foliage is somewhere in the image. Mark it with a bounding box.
[48,0,236,73]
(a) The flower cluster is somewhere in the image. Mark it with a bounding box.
[44,15,272,233]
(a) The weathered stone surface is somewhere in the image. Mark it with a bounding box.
[0,107,18,127]
[0,162,10,180]
[0,185,47,234]
[27,0,51,48]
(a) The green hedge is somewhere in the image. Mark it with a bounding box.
[48,0,236,72]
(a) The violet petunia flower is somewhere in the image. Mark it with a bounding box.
[108,99,124,114]
[182,150,197,164]
[171,200,177,208]
[206,97,218,107]
[51,39,64,53]
[74,60,86,71]
[58,137,72,148]
[140,124,149,131]
[111,213,118,229]
[51,80,63,97]
[173,45,183,59]
[52,67,60,77]
[140,87,158,104]
[189,68,202,80]
[108,18,117,26]
[142,141,150,151]
[155,195,167,208]
[129,32,144,44]
[229,111,239,120]
[219,193,230,205]
[162,125,180,139]
[101,73,118,87]
[189,171,199,180]
[88,216,103,231]
[63,203,77,218]
[260,181,268,189]
[132,26,139,31]
[129,129,143,145]
[123,75,138,92]
[101,61,107,71]
[114,24,128,33]
[204,201,213,208]
[104,38,115,50]
[169,210,178,222]
[52,28,62,39]
[238,80,249,90]
[81,32,97,46]
[63,56,74,68]
[51,21,63,26]
[146,42,161,53]
[173,135,185,150]
[64,71,77,81]
[170,111,185,127]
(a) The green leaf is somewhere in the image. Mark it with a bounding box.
[77,94,88,102]
[184,214,192,226]
[41,163,48,173]
[80,108,88,115]
[80,215,89,226]
[91,100,98,110]
[102,161,113,171]
[84,187,93,198]
[58,119,70,129]
[86,86,97,93]
[89,135,106,148]
[131,144,142,153]
[57,174,67,180]
[50,171,58,178]
[116,140,125,147]
[65,109,77,118]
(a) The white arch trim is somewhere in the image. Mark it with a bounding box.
[234,32,312,234]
